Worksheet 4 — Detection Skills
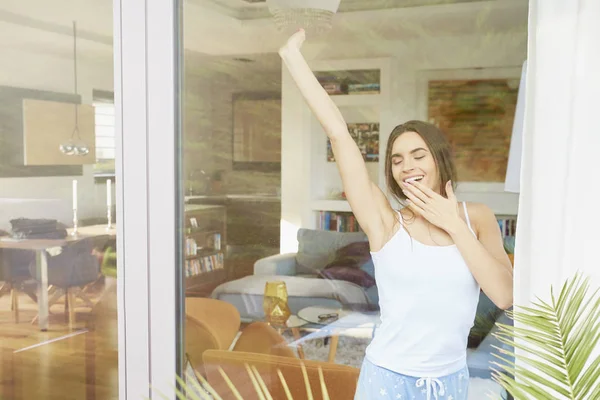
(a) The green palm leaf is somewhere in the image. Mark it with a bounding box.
[492,272,600,399]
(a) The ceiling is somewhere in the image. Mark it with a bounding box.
[190,0,492,20]
[0,0,528,74]
[184,0,528,57]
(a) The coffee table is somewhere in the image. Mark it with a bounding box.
[295,305,380,363]
[281,315,309,359]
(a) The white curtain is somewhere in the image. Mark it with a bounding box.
[514,2,600,395]
[515,0,600,305]
[504,61,526,194]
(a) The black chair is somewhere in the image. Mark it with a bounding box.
[29,235,110,329]
[0,247,37,323]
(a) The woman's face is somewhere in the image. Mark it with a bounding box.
[390,131,440,193]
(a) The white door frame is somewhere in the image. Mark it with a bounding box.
[113,0,182,397]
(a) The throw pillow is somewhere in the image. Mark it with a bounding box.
[319,266,376,288]
[333,241,375,279]
[318,241,376,288]
[295,229,368,274]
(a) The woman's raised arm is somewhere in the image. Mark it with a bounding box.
[279,30,394,244]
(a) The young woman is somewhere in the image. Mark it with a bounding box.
[278,29,514,400]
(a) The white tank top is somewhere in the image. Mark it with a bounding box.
[365,202,480,378]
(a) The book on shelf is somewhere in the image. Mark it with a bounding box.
[497,216,517,238]
[317,211,362,232]
[184,252,225,277]
[317,211,516,238]
[185,237,199,257]
[185,232,222,257]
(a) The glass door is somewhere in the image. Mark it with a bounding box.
[176,1,528,399]
[0,0,185,398]
[129,0,528,398]
[0,1,119,398]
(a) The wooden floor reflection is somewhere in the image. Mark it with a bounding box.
[0,280,118,400]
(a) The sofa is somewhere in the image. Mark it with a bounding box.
[211,229,377,322]
[211,228,513,388]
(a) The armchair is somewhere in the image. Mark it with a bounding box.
[202,349,360,400]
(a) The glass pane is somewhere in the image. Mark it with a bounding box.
[95,114,115,128]
[96,137,115,149]
[0,2,118,399]
[180,1,525,399]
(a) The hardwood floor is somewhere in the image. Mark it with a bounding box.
[0,281,119,400]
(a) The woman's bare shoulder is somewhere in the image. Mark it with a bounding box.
[463,201,497,231]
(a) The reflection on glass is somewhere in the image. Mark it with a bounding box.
[0,1,117,398]
[181,1,525,399]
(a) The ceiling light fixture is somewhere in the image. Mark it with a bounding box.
[59,21,90,156]
[266,0,341,36]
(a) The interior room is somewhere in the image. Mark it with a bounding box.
[0,1,118,398]
[181,1,525,399]
[0,0,528,399]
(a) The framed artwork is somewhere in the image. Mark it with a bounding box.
[232,92,281,171]
[327,122,379,162]
[418,68,521,183]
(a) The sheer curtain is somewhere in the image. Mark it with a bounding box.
[504,61,526,195]
[514,0,600,307]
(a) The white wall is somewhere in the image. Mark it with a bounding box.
[311,107,380,200]
[0,46,114,231]
[281,31,527,250]
[391,33,526,215]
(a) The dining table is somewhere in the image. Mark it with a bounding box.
[0,224,117,331]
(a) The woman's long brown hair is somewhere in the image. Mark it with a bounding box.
[384,120,457,205]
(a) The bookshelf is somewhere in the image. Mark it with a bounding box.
[317,210,362,232]
[184,204,227,296]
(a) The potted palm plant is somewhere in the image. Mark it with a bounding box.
[491,272,600,399]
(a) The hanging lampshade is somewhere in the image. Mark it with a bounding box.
[59,21,90,157]
[266,0,341,35]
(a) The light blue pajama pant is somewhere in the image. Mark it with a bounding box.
[354,358,469,400]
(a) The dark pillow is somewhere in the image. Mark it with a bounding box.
[467,290,503,348]
[335,241,371,258]
[319,266,376,288]
[334,241,376,278]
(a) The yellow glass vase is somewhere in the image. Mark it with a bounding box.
[263,281,291,327]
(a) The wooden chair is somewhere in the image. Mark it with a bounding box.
[202,349,360,400]
[185,297,295,377]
